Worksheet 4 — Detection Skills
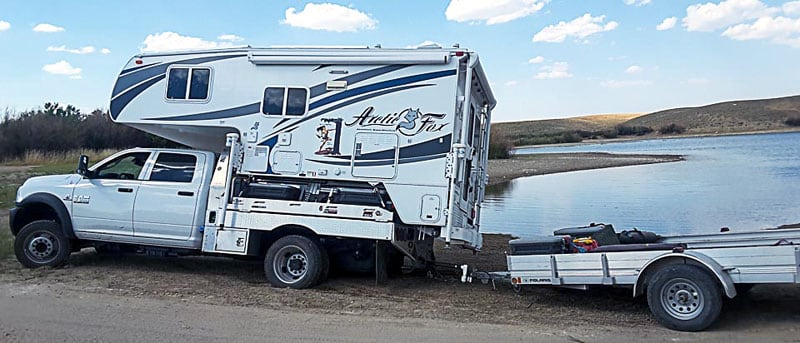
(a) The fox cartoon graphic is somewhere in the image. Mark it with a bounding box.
[397,108,420,130]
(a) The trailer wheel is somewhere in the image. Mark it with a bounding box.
[264,235,324,289]
[14,220,72,268]
[646,264,722,332]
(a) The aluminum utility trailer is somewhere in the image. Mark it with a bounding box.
[494,228,800,331]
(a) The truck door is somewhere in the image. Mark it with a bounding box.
[133,152,203,241]
[71,152,151,236]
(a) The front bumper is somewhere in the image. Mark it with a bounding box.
[9,206,19,236]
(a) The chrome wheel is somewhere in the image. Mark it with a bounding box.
[25,231,59,264]
[272,245,308,285]
[661,278,704,320]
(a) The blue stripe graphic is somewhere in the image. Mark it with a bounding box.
[112,54,244,98]
[120,62,161,76]
[110,54,246,120]
[110,75,165,119]
[308,69,456,111]
[143,103,261,121]
[309,153,448,167]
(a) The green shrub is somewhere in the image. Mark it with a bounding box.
[616,125,653,136]
[786,117,800,126]
[658,123,686,134]
[488,128,513,159]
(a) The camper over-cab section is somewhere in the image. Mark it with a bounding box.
[109,46,495,250]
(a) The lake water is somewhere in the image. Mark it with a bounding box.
[480,132,800,238]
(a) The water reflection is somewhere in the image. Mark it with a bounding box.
[481,132,800,238]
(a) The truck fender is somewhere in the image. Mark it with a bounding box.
[13,193,76,239]
[633,251,736,299]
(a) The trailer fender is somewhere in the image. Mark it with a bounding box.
[633,251,736,299]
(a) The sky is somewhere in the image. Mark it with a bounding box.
[1,0,799,122]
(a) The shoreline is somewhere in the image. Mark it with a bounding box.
[511,127,800,151]
[487,152,683,185]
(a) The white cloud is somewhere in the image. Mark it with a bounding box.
[534,62,573,79]
[46,45,96,54]
[533,13,619,43]
[601,79,653,88]
[784,1,800,16]
[101,48,111,54]
[722,16,800,47]
[445,0,548,25]
[33,23,65,33]
[624,0,652,6]
[625,65,643,73]
[407,40,441,48]
[42,60,81,76]
[528,55,545,64]
[0,20,10,32]
[141,32,233,52]
[682,0,777,32]
[217,34,244,42]
[282,3,377,32]
[505,80,519,87]
[657,17,678,30]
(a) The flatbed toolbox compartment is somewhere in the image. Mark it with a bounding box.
[508,236,569,255]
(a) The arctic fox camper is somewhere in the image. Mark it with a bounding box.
[10,46,496,288]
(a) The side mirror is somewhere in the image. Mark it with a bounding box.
[76,155,90,177]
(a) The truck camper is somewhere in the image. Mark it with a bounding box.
[11,45,496,289]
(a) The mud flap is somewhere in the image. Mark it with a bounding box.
[375,240,389,285]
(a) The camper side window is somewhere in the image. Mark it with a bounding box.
[166,67,212,101]
[262,87,308,116]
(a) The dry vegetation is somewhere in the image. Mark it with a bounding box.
[493,95,800,149]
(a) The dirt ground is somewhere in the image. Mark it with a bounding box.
[1,233,799,339]
[2,154,799,340]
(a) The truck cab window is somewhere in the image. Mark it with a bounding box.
[262,87,308,116]
[94,152,150,180]
[149,153,196,183]
[167,67,211,101]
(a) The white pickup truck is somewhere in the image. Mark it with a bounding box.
[10,137,413,288]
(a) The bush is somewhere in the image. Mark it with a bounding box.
[786,117,800,126]
[615,125,653,136]
[0,103,180,161]
[658,123,686,135]
[488,128,513,159]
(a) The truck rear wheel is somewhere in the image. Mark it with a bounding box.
[646,264,722,332]
[264,235,325,289]
[14,220,72,268]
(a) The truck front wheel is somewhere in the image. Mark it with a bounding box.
[264,235,325,289]
[646,264,723,331]
[14,220,72,268]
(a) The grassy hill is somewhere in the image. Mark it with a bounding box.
[625,95,800,134]
[493,95,800,147]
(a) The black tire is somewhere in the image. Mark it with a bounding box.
[264,235,324,289]
[734,283,755,296]
[14,220,72,268]
[315,242,330,286]
[646,264,723,332]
